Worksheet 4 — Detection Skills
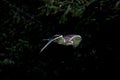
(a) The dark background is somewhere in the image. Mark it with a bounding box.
[0,0,118,79]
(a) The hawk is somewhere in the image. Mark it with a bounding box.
[40,34,82,53]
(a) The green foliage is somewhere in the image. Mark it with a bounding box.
[115,1,120,8]
[0,59,15,65]
[38,0,95,23]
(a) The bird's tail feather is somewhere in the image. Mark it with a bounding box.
[40,40,53,53]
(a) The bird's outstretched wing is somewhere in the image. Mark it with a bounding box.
[69,35,82,47]
[63,34,82,47]
[40,35,63,53]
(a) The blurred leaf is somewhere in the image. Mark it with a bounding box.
[115,1,120,8]
[1,59,15,65]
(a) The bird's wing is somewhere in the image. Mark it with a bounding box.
[69,35,82,47]
[63,35,73,42]
[40,35,63,53]
[69,35,81,41]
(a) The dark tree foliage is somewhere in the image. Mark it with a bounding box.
[0,0,118,79]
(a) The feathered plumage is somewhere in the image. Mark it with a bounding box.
[40,34,82,53]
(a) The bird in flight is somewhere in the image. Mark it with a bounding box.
[40,34,82,53]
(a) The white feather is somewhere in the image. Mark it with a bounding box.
[40,35,63,53]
